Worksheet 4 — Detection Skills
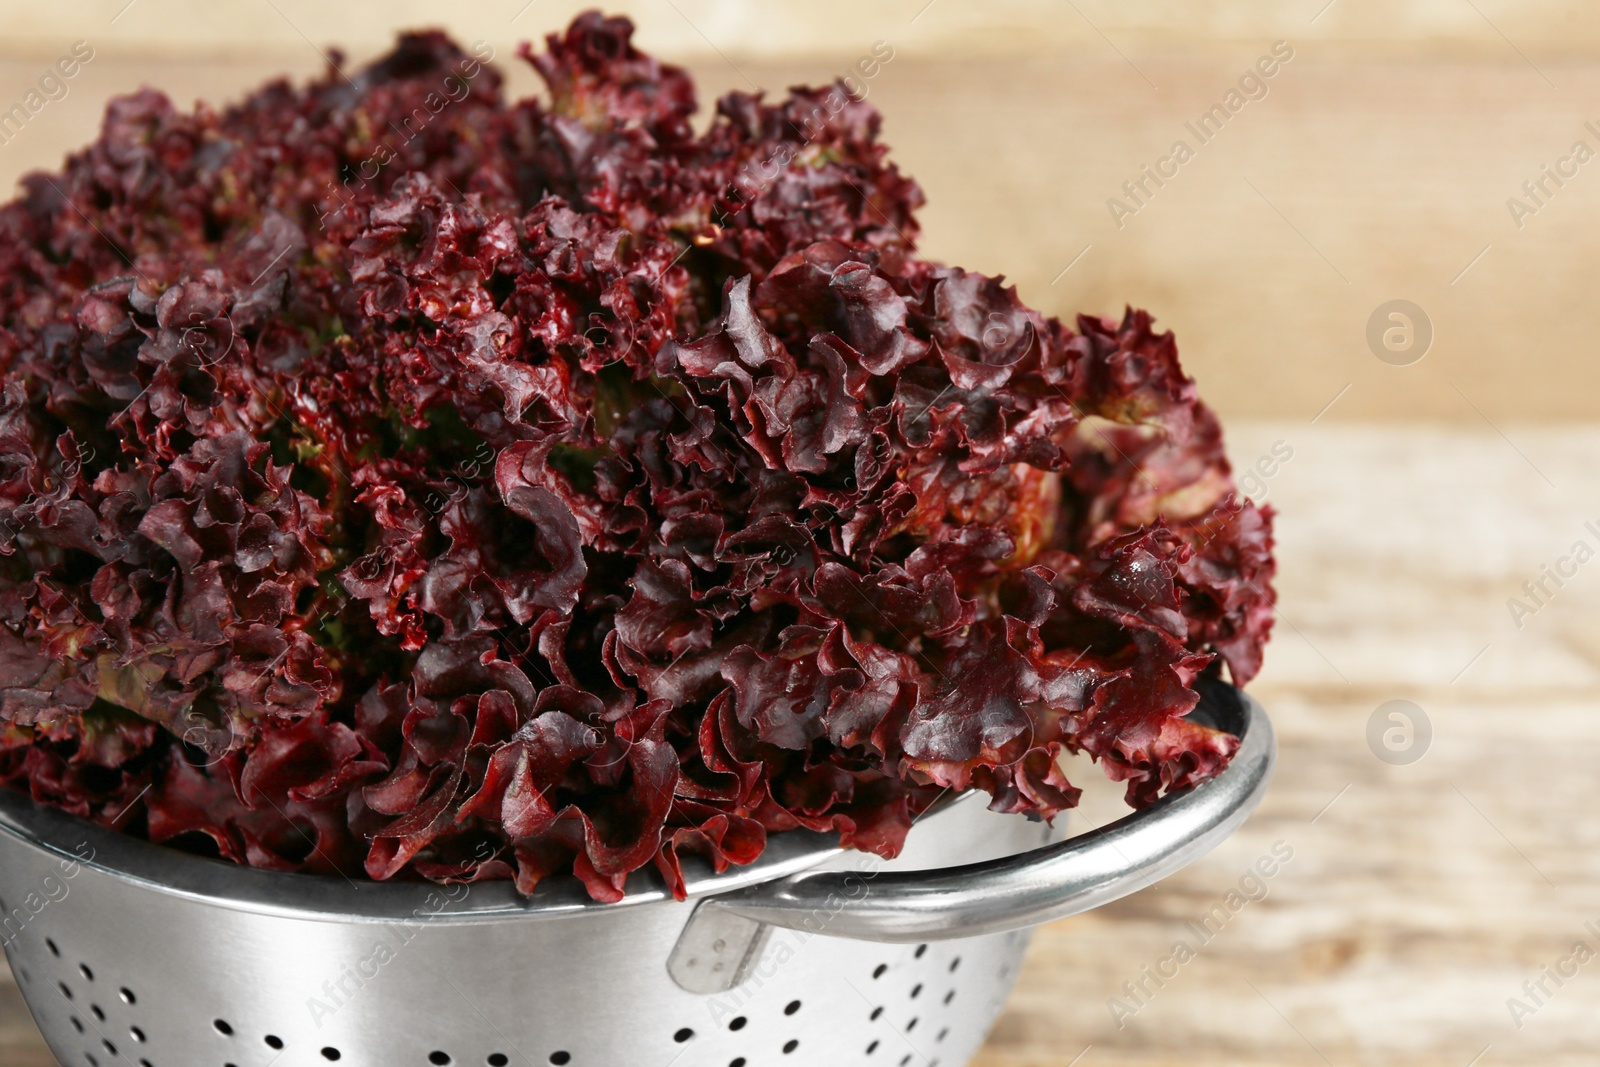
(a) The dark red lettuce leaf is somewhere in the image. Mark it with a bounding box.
[0,14,1274,899]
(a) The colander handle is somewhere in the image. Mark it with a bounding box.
[698,682,1274,944]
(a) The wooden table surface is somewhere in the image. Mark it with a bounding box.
[966,421,1600,1067]
[6,421,1596,1066]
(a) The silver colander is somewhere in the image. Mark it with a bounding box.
[0,685,1272,1067]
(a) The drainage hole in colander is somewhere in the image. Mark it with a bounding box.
[906,1017,919,1033]
[548,1053,570,1065]
[85,1054,98,1067]
[937,1027,949,1043]
[942,990,956,1006]
[70,1016,85,1034]
[730,1059,746,1067]
[728,1016,747,1031]
[428,1052,451,1065]
[119,987,137,1005]
[91,1004,105,1023]
[139,1060,152,1067]
[872,963,888,979]
[101,1039,116,1056]
[321,1048,342,1061]
[784,999,801,1016]
[130,1026,145,1043]
[910,983,923,999]
[898,1055,911,1067]
[782,1039,799,1054]
[46,937,60,957]
[869,1006,884,1021]
[265,1035,283,1050]
[866,1040,879,1056]
[914,944,928,959]
[58,981,73,1000]
[213,1018,233,1036]
[948,956,961,974]
[79,963,94,981]
[488,1055,509,1066]
[674,1027,695,1043]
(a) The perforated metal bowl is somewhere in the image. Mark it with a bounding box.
[0,684,1272,1067]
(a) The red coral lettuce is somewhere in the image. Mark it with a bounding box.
[0,14,1274,900]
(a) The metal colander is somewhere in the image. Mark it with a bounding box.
[0,685,1272,1067]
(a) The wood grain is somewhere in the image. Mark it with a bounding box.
[0,968,54,1067]
[7,422,1598,1065]
[968,422,1600,1067]
[4,1,1599,63]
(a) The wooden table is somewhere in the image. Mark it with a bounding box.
[967,422,1600,1067]
[6,421,1595,1065]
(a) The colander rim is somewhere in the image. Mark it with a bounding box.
[0,781,984,925]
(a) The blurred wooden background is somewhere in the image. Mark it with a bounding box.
[2,3,1599,1065]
